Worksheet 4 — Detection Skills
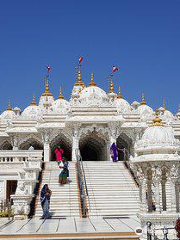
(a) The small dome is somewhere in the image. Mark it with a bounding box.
[52,99,70,114]
[115,87,131,113]
[142,125,175,144]
[1,101,16,121]
[163,109,174,120]
[135,113,179,154]
[22,105,42,119]
[1,110,16,121]
[115,98,131,113]
[138,104,153,115]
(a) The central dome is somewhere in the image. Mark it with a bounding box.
[79,86,110,107]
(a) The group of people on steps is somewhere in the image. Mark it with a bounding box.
[40,142,125,219]
[40,145,69,219]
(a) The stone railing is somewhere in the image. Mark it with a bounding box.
[0,150,43,163]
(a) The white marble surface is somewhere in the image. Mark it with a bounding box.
[0,216,141,235]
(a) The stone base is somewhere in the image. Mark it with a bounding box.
[11,194,34,218]
[138,212,179,240]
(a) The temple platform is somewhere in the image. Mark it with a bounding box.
[0,216,140,240]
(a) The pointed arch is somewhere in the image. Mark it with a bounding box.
[50,133,72,161]
[79,131,107,161]
[19,135,43,150]
[0,140,13,150]
[116,132,133,161]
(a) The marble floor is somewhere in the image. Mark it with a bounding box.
[0,216,141,237]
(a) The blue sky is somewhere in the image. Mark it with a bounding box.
[0,0,180,113]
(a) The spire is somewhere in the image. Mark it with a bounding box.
[89,73,96,87]
[42,76,53,97]
[117,86,123,99]
[74,69,85,88]
[140,93,146,105]
[30,93,37,106]
[163,99,167,110]
[58,86,64,99]
[152,109,164,126]
[6,100,12,111]
[109,80,115,93]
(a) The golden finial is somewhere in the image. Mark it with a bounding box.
[151,109,164,126]
[140,93,146,105]
[74,70,85,87]
[42,76,53,97]
[6,100,12,111]
[163,99,167,110]
[58,86,64,99]
[109,80,115,93]
[30,93,37,106]
[89,73,96,87]
[117,86,123,99]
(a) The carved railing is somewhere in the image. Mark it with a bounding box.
[76,149,88,218]
[0,150,43,163]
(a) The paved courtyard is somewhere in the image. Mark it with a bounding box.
[0,216,140,239]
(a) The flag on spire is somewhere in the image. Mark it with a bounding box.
[79,57,83,64]
[112,65,119,73]
[46,65,51,73]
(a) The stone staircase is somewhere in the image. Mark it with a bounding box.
[35,161,80,218]
[83,161,140,216]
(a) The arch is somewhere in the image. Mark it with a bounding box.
[116,133,132,161]
[0,140,13,150]
[79,131,107,161]
[50,133,72,161]
[19,137,43,150]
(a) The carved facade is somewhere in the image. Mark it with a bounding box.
[0,72,180,238]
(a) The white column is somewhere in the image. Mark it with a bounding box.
[41,132,50,162]
[106,141,110,161]
[10,135,19,150]
[141,177,147,212]
[72,125,80,162]
[72,136,79,162]
[44,142,50,162]
[167,165,178,213]
[152,166,162,213]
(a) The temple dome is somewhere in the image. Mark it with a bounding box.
[78,85,109,107]
[163,109,174,120]
[114,87,131,113]
[1,101,16,121]
[22,105,42,119]
[51,87,70,113]
[142,125,175,144]
[135,112,179,154]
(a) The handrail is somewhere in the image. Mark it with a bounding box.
[75,149,88,217]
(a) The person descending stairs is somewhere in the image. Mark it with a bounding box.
[35,161,80,218]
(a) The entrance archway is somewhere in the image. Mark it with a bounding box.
[116,133,132,161]
[79,132,107,161]
[19,138,43,150]
[50,134,72,161]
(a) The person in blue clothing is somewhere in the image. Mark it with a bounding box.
[40,184,52,219]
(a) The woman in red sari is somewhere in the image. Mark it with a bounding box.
[54,145,64,165]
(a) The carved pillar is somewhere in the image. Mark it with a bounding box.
[42,132,50,162]
[72,124,81,162]
[106,140,111,161]
[152,166,162,213]
[136,167,147,212]
[10,134,19,150]
[168,165,178,213]
[147,179,153,212]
